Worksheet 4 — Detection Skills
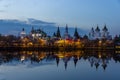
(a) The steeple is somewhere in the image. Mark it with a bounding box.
[65,24,68,34]
[64,24,71,39]
[20,28,26,39]
[91,27,94,32]
[102,24,108,32]
[56,26,61,38]
[74,27,79,39]
[95,25,100,32]
[53,32,56,37]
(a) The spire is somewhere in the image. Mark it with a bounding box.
[53,32,56,37]
[95,25,100,32]
[21,28,26,39]
[65,24,68,33]
[74,27,79,39]
[56,26,61,38]
[103,24,108,32]
[91,27,94,32]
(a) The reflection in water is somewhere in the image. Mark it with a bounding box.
[0,50,120,71]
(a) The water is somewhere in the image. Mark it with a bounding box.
[0,51,120,80]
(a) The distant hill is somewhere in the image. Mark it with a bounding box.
[0,18,87,36]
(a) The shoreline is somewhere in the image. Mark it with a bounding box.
[0,46,119,51]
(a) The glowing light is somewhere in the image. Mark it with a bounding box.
[21,56,25,61]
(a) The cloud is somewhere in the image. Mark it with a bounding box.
[0,10,5,12]
[4,4,11,7]
[27,18,56,26]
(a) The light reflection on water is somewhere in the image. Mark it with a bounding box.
[0,51,120,80]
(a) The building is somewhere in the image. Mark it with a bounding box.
[63,24,71,40]
[89,25,112,40]
[20,28,26,39]
[30,27,47,39]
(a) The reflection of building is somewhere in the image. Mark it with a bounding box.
[88,55,109,70]
[89,25,112,40]
[0,51,119,71]
[114,35,120,49]
[30,27,47,39]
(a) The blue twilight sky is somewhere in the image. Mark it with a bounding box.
[0,0,120,35]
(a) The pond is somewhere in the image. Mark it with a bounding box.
[0,51,120,80]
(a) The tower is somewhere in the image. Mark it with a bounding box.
[89,27,95,40]
[74,27,79,39]
[95,25,101,39]
[56,26,61,38]
[64,24,71,39]
[31,27,35,38]
[102,24,109,39]
[89,24,112,40]
[20,28,26,39]
[65,24,68,34]
[30,27,47,39]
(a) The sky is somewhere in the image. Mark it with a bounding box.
[0,0,120,35]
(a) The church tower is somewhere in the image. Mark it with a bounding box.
[89,27,95,40]
[56,26,61,38]
[65,24,68,34]
[64,24,71,39]
[31,27,35,38]
[74,27,79,39]
[95,25,101,39]
[102,24,109,39]
[20,28,26,39]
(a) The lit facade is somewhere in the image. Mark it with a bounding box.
[30,27,47,39]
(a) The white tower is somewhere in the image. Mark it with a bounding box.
[102,25,109,39]
[95,26,101,39]
[89,27,95,40]
[20,28,26,39]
